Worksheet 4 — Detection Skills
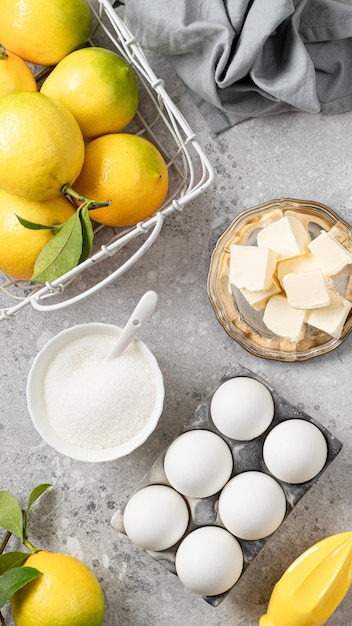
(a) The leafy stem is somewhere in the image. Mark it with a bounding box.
[0,527,10,626]
[18,189,111,283]
[22,537,39,555]
[0,532,11,556]
[61,184,111,210]
[0,484,52,611]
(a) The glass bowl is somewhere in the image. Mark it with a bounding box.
[27,323,165,462]
[207,198,352,362]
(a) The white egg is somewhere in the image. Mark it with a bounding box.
[175,526,243,596]
[163,429,233,498]
[263,419,328,484]
[218,471,287,540]
[123,484,189,551]
[210,376,274,441]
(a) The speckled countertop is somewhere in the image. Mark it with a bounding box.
[1,3,352,625]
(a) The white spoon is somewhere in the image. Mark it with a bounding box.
[105,290,158,360]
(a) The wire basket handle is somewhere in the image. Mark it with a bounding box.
[0,212,164,320]
[30,211,164,311]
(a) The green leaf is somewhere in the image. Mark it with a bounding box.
[0,492,23,541]
[79,205,94,263]
[0,552,29,575]
[24,484,52,537]
[0,566,41,609]
[31,210,83,282]
[16,214,61,231]
[26,484,52,517]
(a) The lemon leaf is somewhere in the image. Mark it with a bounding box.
[0,566,41,609]
[24,484,52,537]
[79,205,94,263]
[15,214,61,231]
[31,210,83,283]
[27,484,52,516]
[0,552,29,575]
[0,492,23,541]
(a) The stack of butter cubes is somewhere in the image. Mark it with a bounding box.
[229,214,352,341]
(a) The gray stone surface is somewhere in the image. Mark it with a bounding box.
[1,4,352,625]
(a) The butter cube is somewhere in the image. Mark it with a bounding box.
[307,230,352,276]
[276,253,320,288]
[257,215,310,261]
[239,276,281,311]
[306,291,352,339]
[283,269,330,309]
[263,294,306,341]
[229,244,277,292]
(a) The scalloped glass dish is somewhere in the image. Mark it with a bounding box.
[207,198,352,362]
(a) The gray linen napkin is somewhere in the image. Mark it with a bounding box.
[124,0,352,133]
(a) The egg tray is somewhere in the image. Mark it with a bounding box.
[111,364,343,606]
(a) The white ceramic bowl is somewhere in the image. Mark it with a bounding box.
[27,323,165,462]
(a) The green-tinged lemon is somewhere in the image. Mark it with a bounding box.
[0,91,85,201]
[0,0,92,65]
[41,47,139,140]
[74,133,169,227]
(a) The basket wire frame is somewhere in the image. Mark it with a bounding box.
[0,0,214,320]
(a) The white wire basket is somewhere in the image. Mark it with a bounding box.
[0,0,214,321]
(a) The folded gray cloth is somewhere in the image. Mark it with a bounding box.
[124,0,352,133]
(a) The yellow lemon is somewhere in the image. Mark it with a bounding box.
[0,44,38,95]
[10,551,105,626]
[41,47,139,140]
[74,133,169,227]
[0,91,85,201]
[0,190,76,280]
[0,0,92,66]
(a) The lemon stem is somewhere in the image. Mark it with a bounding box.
[0,531,9,624]
[62,184,111,210]
[0,530,11,555]
[22,509,40,554]
[23,538,40,554]
[0,527,38,555]
[0,44,8,59]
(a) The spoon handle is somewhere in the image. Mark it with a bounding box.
[106,291,158,360]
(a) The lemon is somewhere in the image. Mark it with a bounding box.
[74,133,169,227]
[10,551,105,626]
[41,47,139,140]
[0,91,85,201]
[0,0,92,66]
[0,189,76,280]
[0,44,38,95]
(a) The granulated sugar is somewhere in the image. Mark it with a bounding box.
[42,333,157,449]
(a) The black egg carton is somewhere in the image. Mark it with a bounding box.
[111,364,343,606]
